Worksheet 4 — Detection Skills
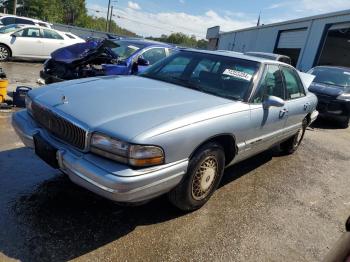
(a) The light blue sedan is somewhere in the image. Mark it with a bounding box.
[12,49,318,211]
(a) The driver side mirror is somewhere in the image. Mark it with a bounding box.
[137,56,150,66]
[263,95,285,109]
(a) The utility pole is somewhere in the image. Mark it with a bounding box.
[106,0,111,31]
[13,0,17,15]
[108,5,113,32]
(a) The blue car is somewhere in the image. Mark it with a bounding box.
[308,66,350,127]
[40,38,175,83]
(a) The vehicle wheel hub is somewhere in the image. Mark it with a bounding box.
[0,47,8,60]
[191,156,218,200]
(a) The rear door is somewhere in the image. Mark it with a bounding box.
[245,64,289,154]
[280,65,309,133]
[41,29,66,57]
[11,27,43,57]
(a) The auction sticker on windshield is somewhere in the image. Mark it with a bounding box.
[223,69,253,81]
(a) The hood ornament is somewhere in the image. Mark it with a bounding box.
[61,95,68,104]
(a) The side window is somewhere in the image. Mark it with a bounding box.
[16,28,41,38]
[142,48,167,65]
[280,66,305,99]
[43,29,63,40]
[2,17,15,25]
[15,18,35,25]
[252,65,285,104]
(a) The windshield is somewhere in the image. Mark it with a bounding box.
[140,51,260,101]
[309,67,350,88]
[0,24,23,34]
[111,41,146,60]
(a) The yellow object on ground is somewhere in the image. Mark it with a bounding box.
[0,79,8,103]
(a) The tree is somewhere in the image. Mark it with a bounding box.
[148,33,208,49]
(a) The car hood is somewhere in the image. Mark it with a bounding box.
[31,76,233,141]
[308,82,346,97]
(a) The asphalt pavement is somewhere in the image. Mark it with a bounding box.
[0,62,349,262]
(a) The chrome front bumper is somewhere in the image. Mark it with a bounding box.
[12,110,188,203]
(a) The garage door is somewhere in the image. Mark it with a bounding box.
[277,29,307,49]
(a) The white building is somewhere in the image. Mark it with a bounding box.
[206,9,350,71]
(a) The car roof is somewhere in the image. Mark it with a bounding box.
[10,24,57,30]
[0,15,50,24]
[312,65,350,72]
[245,51,281,58]
[181,48,291,66]
[117,38,173,48]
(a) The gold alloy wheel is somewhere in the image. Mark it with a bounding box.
[191,156,218,201]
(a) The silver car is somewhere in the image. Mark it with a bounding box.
[12,49,318,211]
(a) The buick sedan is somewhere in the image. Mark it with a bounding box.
[12,49,318,211]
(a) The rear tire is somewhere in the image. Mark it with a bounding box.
[0,45,11,61]
[168,142,225,211]
[280,118,307,154]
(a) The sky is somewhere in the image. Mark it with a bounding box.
[86,0,350,38]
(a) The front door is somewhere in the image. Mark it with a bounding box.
[41,29,66,57]
[11,27,43,57]
[244,64,289,156]
[280,65,309,133]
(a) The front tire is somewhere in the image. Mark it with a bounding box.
[0,45,11,61]
[168,142,225,211]
[280,118,307,154]
[339,116,349,128]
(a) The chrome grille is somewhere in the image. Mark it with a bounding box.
[32,102,86,150]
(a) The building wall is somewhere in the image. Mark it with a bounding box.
[216,11,350,71]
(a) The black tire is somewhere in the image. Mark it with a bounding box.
[168,142,225,211]
[339,116,349,129]
[0,44,11,61]
[280,118,307,154]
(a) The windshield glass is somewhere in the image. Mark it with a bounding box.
[309,67,350,88]
[111,41,146,60]
[0,24,23,34]
[139,51,260,101]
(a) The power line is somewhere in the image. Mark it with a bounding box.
[86,7,206,38]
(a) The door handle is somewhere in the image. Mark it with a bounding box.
[279,108,288,118]
[304,102,310,110]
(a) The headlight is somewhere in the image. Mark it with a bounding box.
[337,93,350,101]
[90,133,164,167]
[25,95,33,114]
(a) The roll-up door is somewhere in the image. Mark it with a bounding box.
[277,29,307,49]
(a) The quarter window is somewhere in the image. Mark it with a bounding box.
[252,65,285,103]
[142,48,166,65]
[43,29,63,40]
[281,67,305,99]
